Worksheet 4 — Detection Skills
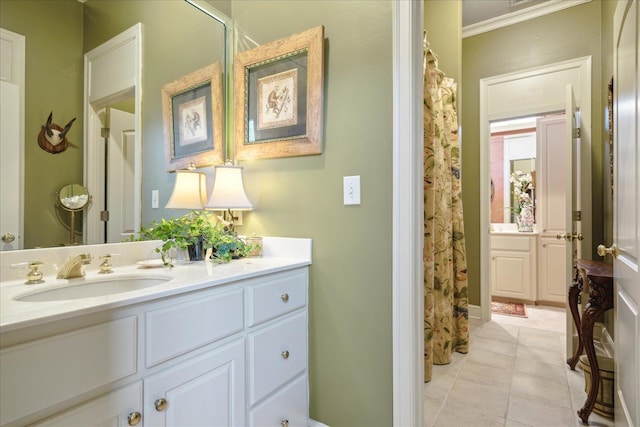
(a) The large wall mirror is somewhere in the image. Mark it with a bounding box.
[0,0,230,251]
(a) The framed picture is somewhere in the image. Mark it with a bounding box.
[162,62,224,172]
[234,26,324,160]
[607,77,614,198]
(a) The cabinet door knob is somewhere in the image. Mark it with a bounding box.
[127,412,142,426]
[281,419,289,427]
[281,293,289,302]
[154,398,167,411]
[281,350,290,359]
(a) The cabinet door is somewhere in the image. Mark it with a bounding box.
[538,237,567,303]
[491,250,532,300]
[33,382,142,427]
[144,340,245,427]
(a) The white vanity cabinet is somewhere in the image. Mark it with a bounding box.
[490,234,537,302]
[0,265,309,427]
[537,236,567,304]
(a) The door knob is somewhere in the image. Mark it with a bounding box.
[556,233,572,241]
[572,232,584,241]
[2,233,15,243]
[154,398,167,411]
[597,243,618,258]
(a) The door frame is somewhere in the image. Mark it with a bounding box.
[479,57,592,321]
[84,24,142,244]
[392,1,424,425]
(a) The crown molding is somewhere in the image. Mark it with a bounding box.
[462,0,591,38]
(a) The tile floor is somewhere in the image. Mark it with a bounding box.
[424,305,616,427]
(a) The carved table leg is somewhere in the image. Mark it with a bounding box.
[567,268,584,370]
[577,279,614,424]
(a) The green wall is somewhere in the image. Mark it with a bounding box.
[461,1,607,305]
[232,2,393,425]
[424,0,461,85]
[1,0,84,248]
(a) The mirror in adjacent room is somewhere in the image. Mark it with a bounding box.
[0,0,230,250]
[489,116,538,225]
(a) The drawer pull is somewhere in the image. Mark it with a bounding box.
[154,398,167,411]
[281,419,289,427]
[281,293,289,302]
[128,412,142,426]
[281,350,290,359]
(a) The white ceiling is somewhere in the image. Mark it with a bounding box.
[462,0,552,27]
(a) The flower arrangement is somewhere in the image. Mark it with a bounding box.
[509,171,535,231]
[509,171,534,214]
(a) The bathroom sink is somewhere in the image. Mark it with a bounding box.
[14,276,172,302]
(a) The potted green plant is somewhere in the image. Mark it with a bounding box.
[131,210,254,265]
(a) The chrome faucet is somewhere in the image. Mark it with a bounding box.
[57,253,93,279]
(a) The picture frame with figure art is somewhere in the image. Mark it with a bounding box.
[162,62,224,172]
[234,26,324,160]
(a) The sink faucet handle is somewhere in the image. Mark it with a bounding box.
[98,254,116,274]
[10,261,45,285]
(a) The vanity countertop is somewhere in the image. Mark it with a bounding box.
[0,237,311,332]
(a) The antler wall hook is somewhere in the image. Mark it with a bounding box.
[38,111,76,154]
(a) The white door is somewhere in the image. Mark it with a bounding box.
[106,108,136,243]
[537,116,570,304]
[612,1,639,425]
[0,28,24,250]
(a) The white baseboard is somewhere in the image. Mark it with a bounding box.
[309,419,330,427]
[468,304,482,319]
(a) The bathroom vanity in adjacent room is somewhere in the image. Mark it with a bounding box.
[0,237,311,427]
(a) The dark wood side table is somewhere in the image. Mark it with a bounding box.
[566,259,614,424]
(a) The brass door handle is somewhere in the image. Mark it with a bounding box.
[597,243,618,258]
[572,232,584,241]
[556,233,572,241]
[2,232,15,243]
[281,293,289,302]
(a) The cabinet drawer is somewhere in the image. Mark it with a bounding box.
[146,288,243,367]
[0,316,137,426]
[249,374,308,427]
[248,269,307,327]
[491,235,533,251]
[249,312,307,404]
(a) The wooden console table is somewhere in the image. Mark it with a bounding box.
[567,259,614,424]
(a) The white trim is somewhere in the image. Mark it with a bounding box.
[479,57,592,323]
[462,0,591,38]
[0,28,25,250]
[392,1,423,426]
[308,419,330,427]
[468,304,483,319]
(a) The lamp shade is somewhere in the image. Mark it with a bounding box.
[165,170,207,209]
[205,165,253,210]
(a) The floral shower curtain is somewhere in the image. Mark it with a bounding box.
[423,36,469,382]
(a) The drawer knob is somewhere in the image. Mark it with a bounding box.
[281,293,289,302]
[281,419,289,427]
[154,398,167,411]
[127,412,142,426]
[281,350,290,359]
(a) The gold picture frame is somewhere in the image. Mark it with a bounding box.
[234,26,324,160]
[162,62,224,172]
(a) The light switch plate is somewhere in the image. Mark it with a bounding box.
[151,190,159,209]
[343,176,361,205]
